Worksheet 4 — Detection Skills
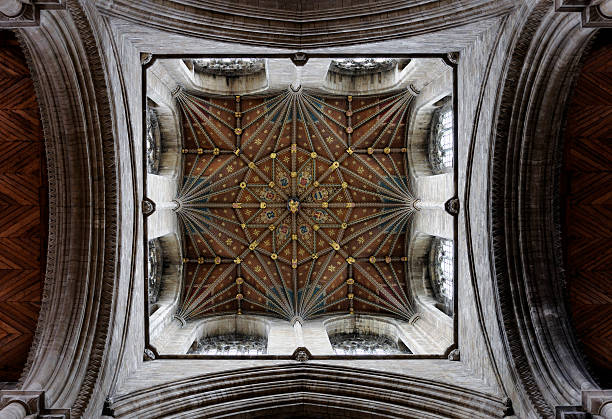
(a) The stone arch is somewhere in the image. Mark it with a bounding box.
[187,314,270,355]
[152,313,273,355]
[148,233,183,341]
[427,237,454,316]
[323,314,413,354]
[146,61,183,178]
[106,364,509,418]
[181,58,269,95]
[322,58,402,95]
[427,98,453,175]
[12,1,121,416]
[488,1,599,415]
[404,232,453,354]
[406,63,453,178]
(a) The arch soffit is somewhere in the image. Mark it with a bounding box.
[108,364,508,418]
[95,0,515,49]
[11,1,122,417]
[489,0,598,415]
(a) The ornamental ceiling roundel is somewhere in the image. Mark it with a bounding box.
[173,86,420,322]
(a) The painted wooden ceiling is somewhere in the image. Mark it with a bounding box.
[173,88,420,322]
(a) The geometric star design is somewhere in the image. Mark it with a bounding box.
[174,87,420,322]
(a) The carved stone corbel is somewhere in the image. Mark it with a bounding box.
[0,0,64,28]
[447,348,460,361]
[582,389,612,418]
[292,347,312,362]
[0,390,43,417]
[445,197,460,216]
[290,52,308,67]
[0,390,70,418]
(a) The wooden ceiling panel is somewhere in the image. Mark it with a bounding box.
[173,88,418,322]
[0,31,46,382]
[563,35,612,387]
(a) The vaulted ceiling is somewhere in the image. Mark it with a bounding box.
[174,88,420,322]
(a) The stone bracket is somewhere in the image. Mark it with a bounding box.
[442,51,460,67]
[292,346,312,362]
[582,389,612,417]
[290,52,308,66]
[554,389,612,418]
[144,347,158,361]
[554,0,612,27]
[447,348,460,361]
[0,0,64,28]
[0,390,70,418]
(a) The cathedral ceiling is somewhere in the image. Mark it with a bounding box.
[174,88,418,322]
[143,56,455,325]
[2,2,609,418]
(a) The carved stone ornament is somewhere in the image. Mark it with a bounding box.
[447,348,460,361]
[193,58,265,76]
[292,346,312,362]
[290,52,308,66]
[144,348,156,361]
[0,390,43,416]
[142,197,156,216]
[0,1,65,29]
[329,58,397,75]
[445,51,460,65]
[445,197,460,216]
[140,52,153,66]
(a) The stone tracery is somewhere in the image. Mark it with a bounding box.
[329,332,411,355]
[192,58,265,76]
[429,238,454,316]
[428,100,453,173]
[329,58,398,75]
[188,333,267,355]
[146,107,161,174]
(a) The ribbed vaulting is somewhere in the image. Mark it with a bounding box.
[174,88,419,322]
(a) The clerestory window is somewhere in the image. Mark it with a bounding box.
[429,238,454,316]
[188,334,267,355]
[329,332,412,355]
[428,101,453,173]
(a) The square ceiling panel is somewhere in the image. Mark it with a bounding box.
[144,56,457,358]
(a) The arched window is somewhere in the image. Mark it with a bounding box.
[192,58,265,76]
[188,334,267,355]
[329,332,412,355]
[329,58,397,75]
[145,107,160,174]
[147,239,162,308]
[428,100,453,173]
[428,238,454,316]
